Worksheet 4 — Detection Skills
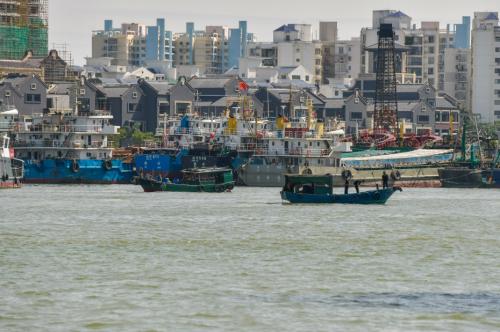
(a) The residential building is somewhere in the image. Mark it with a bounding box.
[332,37,361,86]
[360,10,471,92]
[92,19,174,67]
[174,21,251,75]
[246,24,323,84]
[444,48,470,103]
[319,22,337,83]
[0,74,47,115]
[471,12,500,123]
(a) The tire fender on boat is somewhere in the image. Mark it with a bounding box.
[103,159,113,171]
[71,160,80,173]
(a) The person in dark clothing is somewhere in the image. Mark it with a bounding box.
[344,180,350,194]
[382,171,389,189]
[354,180,362,193]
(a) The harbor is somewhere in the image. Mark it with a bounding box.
[1,0,500,330]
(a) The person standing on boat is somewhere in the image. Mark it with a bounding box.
[344,179,350,194]
[354,180,363,194]
[382,171,389,189]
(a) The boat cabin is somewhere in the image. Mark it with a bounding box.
[282,175,334,195]
[180,168,233,185]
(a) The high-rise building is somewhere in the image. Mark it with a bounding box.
[92,18,173,67]
[0,0,48,60]
[361,10,470,91]
[174,21,250,74]
[471,12,500,123]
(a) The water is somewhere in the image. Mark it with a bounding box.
[1,185,500,331]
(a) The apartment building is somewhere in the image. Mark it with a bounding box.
[246,24,323,84]
[471,12,500,123]
[92,19,174,67]
[361,10,470,92]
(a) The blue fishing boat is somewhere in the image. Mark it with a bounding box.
[12,111,133,184]
[280,175,401,204]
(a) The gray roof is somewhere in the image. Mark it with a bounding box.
[188,77,232,89]
[325,99,345,109]
[435,97,456,109]
[0,58,42,69]
[146,81,174,94]
[100,86,131,98]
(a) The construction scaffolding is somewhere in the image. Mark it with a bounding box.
[0,0,48,60]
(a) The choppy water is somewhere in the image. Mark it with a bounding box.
[1,185,500,331]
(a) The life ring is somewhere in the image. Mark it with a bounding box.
[71,160,80,173]
[302,168,313,175]
[341,169,353,181]
[103,159,113,171]
[391,170,401,181]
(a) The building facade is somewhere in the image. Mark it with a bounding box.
[471,12,500,123]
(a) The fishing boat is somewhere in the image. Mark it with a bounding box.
[139,167,235,193]
[11,111,134,184]
[280,174,402,204]
[0,134,24,189]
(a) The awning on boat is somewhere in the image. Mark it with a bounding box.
[340,149,454,168]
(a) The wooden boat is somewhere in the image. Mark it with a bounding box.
[139,167,235,193]
[280,174,401,204]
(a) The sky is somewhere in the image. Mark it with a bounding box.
[48,0,500,65]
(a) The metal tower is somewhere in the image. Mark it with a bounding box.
[374,24,398,133]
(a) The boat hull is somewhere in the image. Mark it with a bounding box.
[438,167,500,188]
[139,178,235,193]
[23,159,134,184]
[280,188,398,204]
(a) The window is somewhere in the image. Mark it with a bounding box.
[128,103,137,112]
[79,89,85,95]
[25,94,41,104]
[4,90,10,97]
[132,91,138,99]
[418,115,429,123]
[315,59,321,65]
[305,75,310,82]
[291,75,301,80]
[350,112,363,120]
[495,47,500,53]
[30,83,37,90]
[428,36,435,43]
[296,58,300,62]
[428,68,434,75]
[428,46,435,53]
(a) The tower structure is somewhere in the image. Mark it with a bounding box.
[373,23,398,132]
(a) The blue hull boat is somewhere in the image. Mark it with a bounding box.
[280,174,401,204]
[280,187,399,204]
[23,159,134,184]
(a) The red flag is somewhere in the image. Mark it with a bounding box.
[239,81,249,91]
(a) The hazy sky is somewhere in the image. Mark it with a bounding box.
[49,0,499,65]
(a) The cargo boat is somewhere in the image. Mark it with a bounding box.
[12,111,133,184]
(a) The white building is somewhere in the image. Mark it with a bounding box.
[471,12,500,123]
[246,24,323,84]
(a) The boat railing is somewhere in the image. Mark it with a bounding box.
[13,123,117,134]
[13,139,111,149]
